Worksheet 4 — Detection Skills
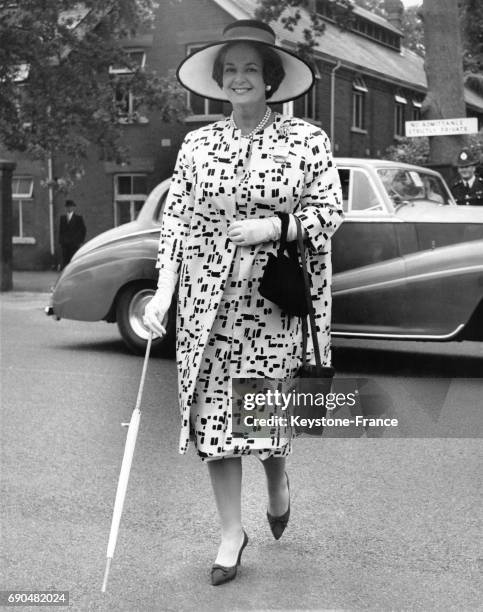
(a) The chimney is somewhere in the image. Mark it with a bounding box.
[384,0,404,30]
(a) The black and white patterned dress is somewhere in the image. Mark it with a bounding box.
[156,113,343,461]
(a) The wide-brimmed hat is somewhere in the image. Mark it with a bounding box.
[177,20,314,103]
[455,148,479,168]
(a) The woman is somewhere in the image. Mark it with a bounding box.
[143,19,343,586]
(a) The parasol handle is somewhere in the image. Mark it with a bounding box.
[134,332,153,411]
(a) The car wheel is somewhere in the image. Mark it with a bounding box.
[116,283,176,355]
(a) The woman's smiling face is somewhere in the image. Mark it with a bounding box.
[221,43,266,107]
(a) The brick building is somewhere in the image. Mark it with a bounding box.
[6,0,483,269]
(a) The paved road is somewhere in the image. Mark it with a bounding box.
[1,292,482,611]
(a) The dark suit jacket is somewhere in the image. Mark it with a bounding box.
[451,176,483,206]
[59,213,86,246]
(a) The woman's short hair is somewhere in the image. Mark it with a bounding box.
[212,41,285,100]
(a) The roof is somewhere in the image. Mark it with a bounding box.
[215,0,402,33]
[352,3,403,35]
[212,0,483,112]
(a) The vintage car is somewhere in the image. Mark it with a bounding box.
[46,159,483,353]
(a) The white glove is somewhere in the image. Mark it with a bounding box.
[143,268,177,337]
[227,215,299,246]
[227,217,281,246]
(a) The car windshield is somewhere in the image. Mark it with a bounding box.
[377,168,452,206]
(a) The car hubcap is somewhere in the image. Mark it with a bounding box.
[128,288,155,340]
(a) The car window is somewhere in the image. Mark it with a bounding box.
[420,175,447,204]
[337,169,350,212]
[351,170,383,212]
[378,168,452,206]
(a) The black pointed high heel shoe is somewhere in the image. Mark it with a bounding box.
[267,472,290,540]
[211,530,249,586]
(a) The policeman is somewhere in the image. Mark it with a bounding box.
[451,149,483,206]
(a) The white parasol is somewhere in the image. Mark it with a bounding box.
[101,331,153,593]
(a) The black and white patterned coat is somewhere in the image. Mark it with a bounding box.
[156,113,344,454]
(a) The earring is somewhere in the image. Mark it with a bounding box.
[266,85,272,91]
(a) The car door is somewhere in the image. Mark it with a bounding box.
[397,214,483,339]
[332,167,408,337]
[387,169,483,338]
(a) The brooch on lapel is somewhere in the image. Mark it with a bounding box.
[272,145,290,164]
[272,120,292,162]
[278,122,291,139]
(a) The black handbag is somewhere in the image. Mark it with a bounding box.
[292,215,335,436]
[258,212,310,316]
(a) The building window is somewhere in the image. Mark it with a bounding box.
[353,91,365,129]
[315,0,333,19]
[109,50,146,75]
[186,44,224,117]
[394,93,407,137]
[352,77,367,130]
[114,174,147,226]
[303,85,317,120]
[411,99,422,121]
[109,50,147,123]
[12,176,35,243]
[300,71,320,121]
[315,1,400,50]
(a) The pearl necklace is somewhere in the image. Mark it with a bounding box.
[230,106,271,139]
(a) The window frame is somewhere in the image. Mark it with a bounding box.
[12,176,35,243]
[411,99,422,121]
[337,167,387,216]
[394,93,407,137]
[352,77,368,131]
[112,79,141,123]
[109,49,146,75]
[184,43,225,121]
[109,49,148,124]
[314,1,401,50]
[301,72,320,122]
[113,173,148,226]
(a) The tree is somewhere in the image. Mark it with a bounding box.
[460,0,483,96]
[399,6,424,56]
[420,0,468,165]
[0,0,187,187]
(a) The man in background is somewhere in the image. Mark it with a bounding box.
[451,149,483,206]
[59,199,86,269]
